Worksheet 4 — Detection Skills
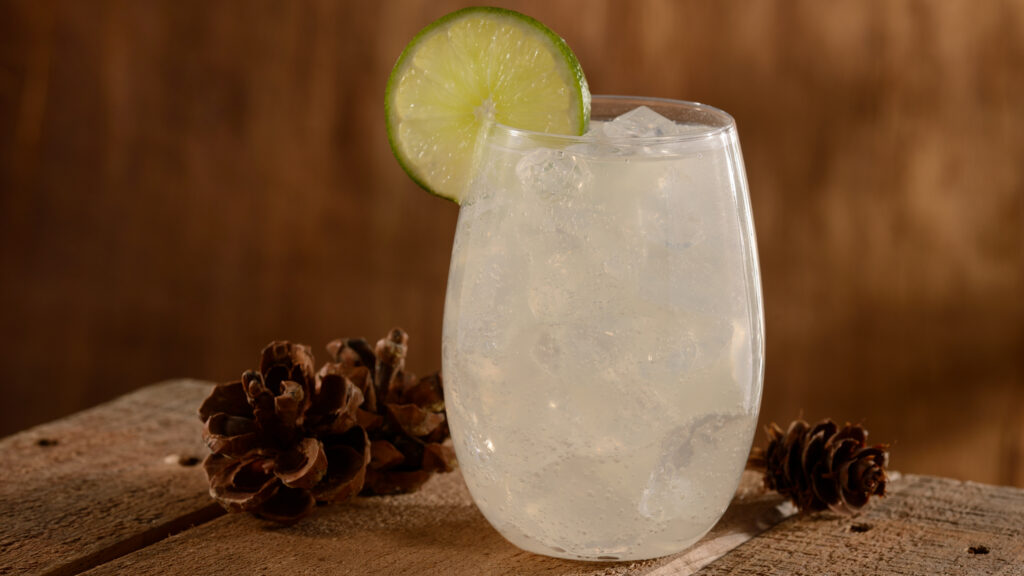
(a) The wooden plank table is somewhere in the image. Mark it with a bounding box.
[2,380,1022,575]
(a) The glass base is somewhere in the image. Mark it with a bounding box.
[496,525,710,562]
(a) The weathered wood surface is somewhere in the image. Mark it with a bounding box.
[0,380,220,576]
[4,380,1024,576]
[0,380,789,576]
[78,468,788,576]
[697,475,1024,576]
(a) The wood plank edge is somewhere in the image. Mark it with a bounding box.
[0,380,214,444]
[37,503,224,576]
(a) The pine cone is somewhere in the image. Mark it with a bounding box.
[326,329,456,495]
[198,329,456,523]
[748,419,888,513]
[198,342,370,523]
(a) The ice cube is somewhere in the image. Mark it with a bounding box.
[602,106,682,139]
[515,147,591,198]
[526,248,578,320]
[529,327,563,374]
[637,412,754,521]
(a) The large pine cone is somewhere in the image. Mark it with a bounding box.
[748,419,888,513]
[326,329,456,495]
[198,329,455,524]
[198,342,370,523]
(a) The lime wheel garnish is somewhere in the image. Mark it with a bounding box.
[385,7,590,203]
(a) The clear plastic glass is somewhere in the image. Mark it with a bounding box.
[441,96,764,561]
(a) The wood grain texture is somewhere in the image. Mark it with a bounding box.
[0,380,221,576]
[4,380,1023,576]
[1,0,1022,488]
[79,469,791,576]
[696,475,1024,576]
[0,380,791,576]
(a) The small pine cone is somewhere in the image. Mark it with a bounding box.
[748,419,888,513]
[198,341,370,524]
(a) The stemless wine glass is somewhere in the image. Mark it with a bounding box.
[441,96,764,561]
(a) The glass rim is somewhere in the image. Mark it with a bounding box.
[491,95,737,145]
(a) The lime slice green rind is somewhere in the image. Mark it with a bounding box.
[385,6,591,203]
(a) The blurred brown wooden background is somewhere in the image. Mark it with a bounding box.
[1,0,1022,486]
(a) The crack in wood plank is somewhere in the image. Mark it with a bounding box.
[32,503,225,576]
[76,470,792,576]
[0,380,221,576]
